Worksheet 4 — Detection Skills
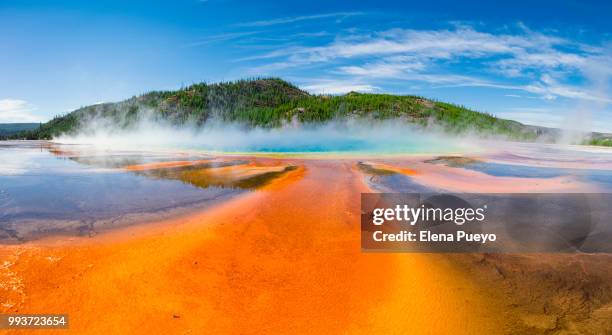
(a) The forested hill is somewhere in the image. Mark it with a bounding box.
[0,123,40,137]
[10,78,592,143]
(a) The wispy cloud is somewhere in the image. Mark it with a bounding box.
[301,81,378,95]
[521,74,612,103]
[338,59,425,77]
[496,106,612,133]
[0,99,42,123]
[247,24,611,104]
[185,31,263,47]
[234,12,362,27]
[495,107,568,128]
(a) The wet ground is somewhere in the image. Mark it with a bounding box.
[0,142,295,241]
[0,140,611,334]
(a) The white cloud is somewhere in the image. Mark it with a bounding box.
[495,108,567,129]
[302,81,378,95]
[185,31,263,47]
[252,26,567,64]
[522,76,612,103]
[338,60,425,77]
[248,25,612,103]
[235,12,362,27]
[497,106,612,133]
[495,50,586,76]
[0,99,42,123]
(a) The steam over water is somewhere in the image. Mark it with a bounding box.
[54,120,476,154]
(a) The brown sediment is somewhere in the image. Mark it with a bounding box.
[449,253,612,333]
[47,147,81,157]
[124,159,212,171]
[356,161,399,175]
[0,159,505,334]
[424,155,483,167]
[133,160,298,190]
[187,161,291,180]
[358,161,418,176]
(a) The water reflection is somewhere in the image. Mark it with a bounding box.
[425,155,612,188]
[0,142,296,242]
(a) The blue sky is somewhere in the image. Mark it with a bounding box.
[1,0,612,132]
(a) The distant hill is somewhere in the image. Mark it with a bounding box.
[0,123,40,137]
[8,78,610,145]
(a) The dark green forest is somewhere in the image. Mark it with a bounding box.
[0,123,40,137]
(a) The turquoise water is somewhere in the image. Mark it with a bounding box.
[56,123,471,154]
[168,136,468,154]
[213,135,466,154]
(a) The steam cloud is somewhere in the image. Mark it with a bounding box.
[54,117,477,154]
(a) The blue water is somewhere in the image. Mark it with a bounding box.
[464,162,612,188]
[160,126,471,154]
[238,138,460,154]
[0,143,242,240]
[371,173,438,193]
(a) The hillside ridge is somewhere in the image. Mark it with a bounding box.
[8,78,611,145]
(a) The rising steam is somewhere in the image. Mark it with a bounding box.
[54,117,477,154]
